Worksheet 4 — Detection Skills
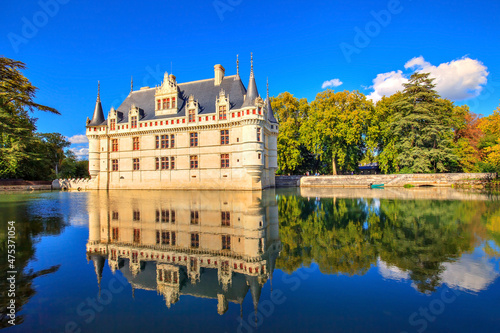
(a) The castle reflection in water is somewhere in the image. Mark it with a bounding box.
[85,190,280,314]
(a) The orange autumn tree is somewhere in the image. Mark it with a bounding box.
[479,105,500,171]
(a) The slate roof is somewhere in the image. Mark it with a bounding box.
[90,73,279,126]
[118,259,251,303]
[115,75,247,124]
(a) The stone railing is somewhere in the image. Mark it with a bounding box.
[52,178,96,191]
[300,173,497,188]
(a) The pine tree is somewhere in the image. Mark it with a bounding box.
[390,73,456,173]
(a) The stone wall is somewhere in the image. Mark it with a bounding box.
[275,175,303,187]
[52,178,95,191]
[300,173,496,188]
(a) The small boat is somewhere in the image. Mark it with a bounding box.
[370,183,384,188]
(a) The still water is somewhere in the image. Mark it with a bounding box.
[1,188,500,333]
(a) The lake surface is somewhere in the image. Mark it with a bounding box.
[1,188,500,333]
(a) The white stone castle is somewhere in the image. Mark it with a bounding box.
[85,55,278,190]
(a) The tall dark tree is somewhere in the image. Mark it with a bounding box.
[0,57,59,179]
[390,72,456,173]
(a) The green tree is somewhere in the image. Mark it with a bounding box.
[38,133,71,177]
[0,57,59,179]
[271,92,310,174]
[301,90,375,174]
[388,73,457,173]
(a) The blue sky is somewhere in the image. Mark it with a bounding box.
[1,0,499,157]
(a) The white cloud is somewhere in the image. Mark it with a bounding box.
[70,147,89,159]
[405,56,489,100]
[322,78,343,89]
[367,56,489,103]
[67,134,88,144]
[367,70,408,102]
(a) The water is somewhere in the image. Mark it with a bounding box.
[1,188,499,333]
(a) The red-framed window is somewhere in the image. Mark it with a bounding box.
[220,130,229,145]
[133,137,140,150]
[112,139,118,152]
[190,155,198,169]
[221,154,230,168]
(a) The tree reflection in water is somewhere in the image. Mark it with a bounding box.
[276,193,500,294]
[0,194,66,327]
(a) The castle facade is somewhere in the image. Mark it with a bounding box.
[85,57,278,190]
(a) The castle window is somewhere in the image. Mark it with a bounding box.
[191,233,199,248]
[133,210,140,221]
[161,157,169,170]
[156,230,160,244]
[222,235,231,250]
[219,105,227,120]
[131,116,137,128]
[257,128,261,142]
[133,229,141,243]
[110,119,116,131]
[172,97,176,108]
[190,132,198,147]
[161,135,168,148]
[155,136,159,149]
[170,157,175,169]
[112,139,118,152]
[221,154,230,168]
[258,107,262,115]
[112,211,119,220]
[221,212,230,226]
[162,231,170,245]
[133,158,140,170]
[258,153,261,160]
[161,209,169,223]
[171,231,176,245]
[112,227,119,240]
[157,99,161,110]
[220,130,229,145]
[190,211,199,224]
[163,99,167,109]
[155,158,160,170]
[189,109,196,122]
[170,134,175,148]
[190,155,198,169]
[112,159,119,171]
[133,137,140,150]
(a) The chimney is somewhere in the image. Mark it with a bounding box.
[214,64,225,86]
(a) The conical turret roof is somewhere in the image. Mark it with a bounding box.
[88,81,105,126]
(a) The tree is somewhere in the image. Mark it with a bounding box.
[369,92,404,173]
[301,90,375,175]
[0,57,59,179]
[271,92,310,174]
[388,73,457,173]
[38,133,71,177]
[479,105,500,172]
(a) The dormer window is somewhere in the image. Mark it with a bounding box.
[131,116,137,128]
[189,109,196,122]
[110,119,116,131]
[219,105,227,120]
[155,72,179,116]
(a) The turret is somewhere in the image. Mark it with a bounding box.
[242,53,259,107]
[88,81,105,126]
